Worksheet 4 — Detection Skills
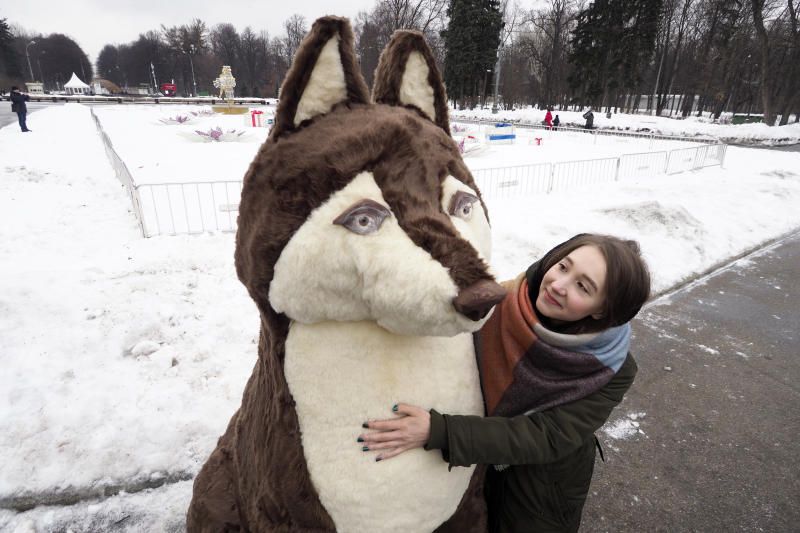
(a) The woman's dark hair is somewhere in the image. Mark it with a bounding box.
[526,233,651,334]
[11,86,19,91]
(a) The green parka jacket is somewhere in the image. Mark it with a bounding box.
[425,353,637,533]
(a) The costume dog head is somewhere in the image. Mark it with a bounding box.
[235,17,504,339]
[188,17,501,532]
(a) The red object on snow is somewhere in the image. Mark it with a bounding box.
[160,83,177,96]
[534,137,543,146]
[251,109,264,127]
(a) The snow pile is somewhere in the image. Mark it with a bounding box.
[451,107,800,146]
[0,104,257,510]
[603,413,647,440]
[1,104,799,529]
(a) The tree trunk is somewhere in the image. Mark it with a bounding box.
[660,0,692,115]
[681,92,693,117]
[751,0,776,125]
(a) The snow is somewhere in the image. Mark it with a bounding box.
[1,103,800,529]
[451,107,800,146]
[453,123,698,170]
[603,413,647,440]
[93,104,273,185]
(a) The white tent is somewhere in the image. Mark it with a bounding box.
[64,72,90,95]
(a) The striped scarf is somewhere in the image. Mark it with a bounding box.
[477,274,630,417]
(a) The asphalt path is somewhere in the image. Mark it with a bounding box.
[0,100,60,130]
[582,230,800,532]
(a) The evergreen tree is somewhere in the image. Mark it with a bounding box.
[0,18,23,80]
[568,0,662,108]
[442,0,503,108]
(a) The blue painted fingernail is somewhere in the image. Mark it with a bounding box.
[357,437,364,443]
[362,422,369,429]
[392,404,398,412]
[362,446,369,452]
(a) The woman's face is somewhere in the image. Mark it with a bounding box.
[535,245,607,324]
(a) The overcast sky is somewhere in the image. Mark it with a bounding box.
[1,0,379,65]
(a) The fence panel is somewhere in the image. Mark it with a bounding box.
[618,151,669,179]
[551,157,618,191]
[703,144,727,167]
[472,163,552,198]
[666,146,702,174]
[90,109,146,236]
[136,181,243,237]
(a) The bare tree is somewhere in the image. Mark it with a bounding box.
[751,0,780,124]
[776,0,800,123]
[353,0,449,88]
[528,0,580,108]
[654,0,694,115]
[281,14,308,68]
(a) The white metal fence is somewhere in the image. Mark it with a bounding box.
[472,142,726,198]
[92,109,727,237]
[91,110,146,236]
[137,181,243,237]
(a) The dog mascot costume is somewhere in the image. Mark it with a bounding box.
[187,16,506,532]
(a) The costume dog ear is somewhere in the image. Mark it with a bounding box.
[270,16,370,140]
[372,30,450,135]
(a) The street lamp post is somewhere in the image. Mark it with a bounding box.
[188,44,198,97]
[36,51,45,88]
[25,40,36,82]
[482,69,491,109]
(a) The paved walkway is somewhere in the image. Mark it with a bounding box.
[583,231,800,532]
[0,101,56,129]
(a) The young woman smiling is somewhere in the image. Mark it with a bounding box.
[359,234,651,532]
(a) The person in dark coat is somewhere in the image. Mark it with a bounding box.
[10,86,31,132]
[582,108,594,130]
[553,114,561,130]
[359,234,651,533]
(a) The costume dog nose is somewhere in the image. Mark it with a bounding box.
[452,279,507,321]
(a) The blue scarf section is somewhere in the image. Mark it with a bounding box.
[533,322,631,374]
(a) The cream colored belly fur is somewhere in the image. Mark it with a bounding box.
[284,320,484,533]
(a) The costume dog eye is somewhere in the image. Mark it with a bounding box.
[448,191,479,221]
[333,199,391,235]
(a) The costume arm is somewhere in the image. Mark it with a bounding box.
[425,354,637,467]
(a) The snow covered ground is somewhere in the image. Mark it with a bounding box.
[1,104,800,531]
[451,107,800,146]
[93,104,694,184]
[92,105,711,236]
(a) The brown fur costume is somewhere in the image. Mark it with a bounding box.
[187,17,501,532]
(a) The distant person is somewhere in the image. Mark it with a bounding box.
[582,108,594,130]
[553,114,561,130]
[544,107,553,129]
[10,86,31,132]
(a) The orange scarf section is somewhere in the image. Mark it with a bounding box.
[479,274,539,416]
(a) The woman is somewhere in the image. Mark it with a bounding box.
[359,234,651,532]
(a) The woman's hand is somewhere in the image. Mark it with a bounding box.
[358,403,431,461]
